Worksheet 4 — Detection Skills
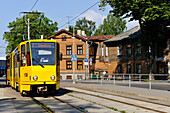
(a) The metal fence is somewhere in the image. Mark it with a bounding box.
[87,73,170,89]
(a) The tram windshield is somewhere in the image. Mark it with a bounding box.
[31,42,55,66]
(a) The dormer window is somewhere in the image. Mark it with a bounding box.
[62,35,66,41]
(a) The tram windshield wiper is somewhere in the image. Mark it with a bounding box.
[32,58,45,68]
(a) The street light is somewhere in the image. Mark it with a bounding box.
[72,26,79,84]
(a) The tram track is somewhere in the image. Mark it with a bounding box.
[31,97,54,113]
[31,87,170,113]
[62,87,169,113]
[52,96,89,113]
[32,95,89,113]
[73,86,170,108]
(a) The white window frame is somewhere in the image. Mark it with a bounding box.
[117,46,122,56]
[105,47,108,56]
[102,47,104,56]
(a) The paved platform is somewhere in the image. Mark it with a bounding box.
[61,80,170,102]
[0,77,46,113]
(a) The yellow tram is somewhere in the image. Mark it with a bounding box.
[6,39,60,95]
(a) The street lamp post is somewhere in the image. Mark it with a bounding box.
[72,26,79,84]
[73,26,76,84]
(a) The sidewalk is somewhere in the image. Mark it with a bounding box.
[61,80,170,101]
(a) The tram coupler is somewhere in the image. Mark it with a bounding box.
[37,86,47,93]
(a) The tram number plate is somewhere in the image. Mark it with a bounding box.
[24,73,28,77]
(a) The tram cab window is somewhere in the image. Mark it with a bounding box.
[26,42,31,66]
[21,44,26,66]
[31,42,55,65]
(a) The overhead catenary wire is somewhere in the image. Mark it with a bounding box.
[30,0,39,12]
[59,0,101,29]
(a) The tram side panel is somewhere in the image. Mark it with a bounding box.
[56,42,60,90]
[6,54,10,85]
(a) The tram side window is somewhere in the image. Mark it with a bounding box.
[26,42,31,66]
[21,45,26,66]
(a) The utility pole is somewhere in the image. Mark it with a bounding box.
[28,18,30,40]
[20,12,44,40]
[73,26,76,84]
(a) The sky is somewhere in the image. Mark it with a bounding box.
[0,0,138,57]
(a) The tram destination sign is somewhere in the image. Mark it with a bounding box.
[31,42,55,48]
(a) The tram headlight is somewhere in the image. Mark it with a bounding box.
[33,75,38,81]
[51,75,55,80]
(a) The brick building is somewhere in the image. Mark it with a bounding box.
[48,29,113,79]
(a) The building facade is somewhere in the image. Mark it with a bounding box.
[104,26,170,80]
[48,29,114,79]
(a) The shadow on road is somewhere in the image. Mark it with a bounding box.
[26,88,73,98]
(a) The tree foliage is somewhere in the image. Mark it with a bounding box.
[3,11,58,53]
[99,0,170,41]
[99,0,170,73]
[74,17,96,36]
[93,14,127,36]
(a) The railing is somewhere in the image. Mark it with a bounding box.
[88,74,170,89]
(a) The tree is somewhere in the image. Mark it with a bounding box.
[93,14,127,36]
[3,11,58,53]
[74,17,96,36]
[99,0,170,74]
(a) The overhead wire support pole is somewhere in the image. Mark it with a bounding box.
[73,26,76,84]
[20,11,44,40]
[28,18,30,40]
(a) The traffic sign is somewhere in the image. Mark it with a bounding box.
[84,58,88,62]
[71,55,77,61]
[90,58,92,62]
[84,62,88,66]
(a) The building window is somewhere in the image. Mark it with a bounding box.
[105,47,108,56]
[126,64,131,73]
[118,64,122,73]
[77,61,83,70]
[21,44,26,66]
[77,45,83,55]
[62,35,66,41]
[126,44,131,55]
[66,46,72,55]
[118,46,122,56]
[102,47,104,56]
[136,64,141,74]
[66,61,72,69]
[136,43,141,55]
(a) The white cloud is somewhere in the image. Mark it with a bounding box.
[124,17,138,30]
[79,10,138,30]
[80,10,106,27]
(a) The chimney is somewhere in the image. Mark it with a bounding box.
[65,26,69,31]
[82,31,86,36]
[41,35,43,39]
[77,30,82,36]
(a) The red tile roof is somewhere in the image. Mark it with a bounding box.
[84,35,114,41]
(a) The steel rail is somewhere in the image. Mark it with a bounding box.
[52,96,88,113]
[31,97,54,113]
[63,87,168,113]
[73,86,170,107]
